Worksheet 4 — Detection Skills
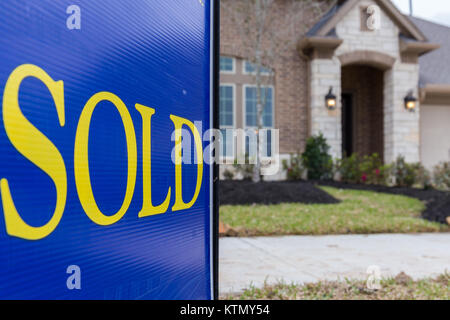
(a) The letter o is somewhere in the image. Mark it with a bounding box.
[74,92,137,225]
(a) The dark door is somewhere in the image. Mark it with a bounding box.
[342,93,353,157]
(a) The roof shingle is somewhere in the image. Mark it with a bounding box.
[410,17,450,86]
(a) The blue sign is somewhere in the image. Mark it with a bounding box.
[0,0,216,299]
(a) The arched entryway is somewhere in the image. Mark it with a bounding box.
[341,65,384,159]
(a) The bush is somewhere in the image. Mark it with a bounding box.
[411,162,432,189]
[282,153,305,181]
[233,155,254,181]
[336,153,431,188]
[336,153,361,183]
[391,156,416,187]
[390,159,431,189]
[222,168,235,180]
[433,162,450,190]
[337,153,389,185]
[360,153,390,185]
[302,133,333,180]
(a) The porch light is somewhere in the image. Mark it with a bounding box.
[404,90,417,112]
[325,87,337,110]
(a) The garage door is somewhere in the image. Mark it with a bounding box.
[420,104,450,169]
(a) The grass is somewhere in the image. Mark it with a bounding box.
[223,273,450,300]
[220,186,449,236]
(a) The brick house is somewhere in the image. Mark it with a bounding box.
[220,0,450,179]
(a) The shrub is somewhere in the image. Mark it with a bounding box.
[359,153,390,185]
[282,153,305,181]
[301,133,333,180]
[233,155,254,181]
[337,154,430,188]
[337,153,389,185]
[391,156,416,187]
[411,162,432,189]
[433,162,450,190]
[222,168,235,180]
[336,153,361,183]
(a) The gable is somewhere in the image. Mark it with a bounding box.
[334,0,401,58]
[309,0,426,41]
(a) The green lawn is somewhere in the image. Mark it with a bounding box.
[224,273,450,300]
[220,186,449,236]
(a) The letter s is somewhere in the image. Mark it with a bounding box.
[1,64,67,240]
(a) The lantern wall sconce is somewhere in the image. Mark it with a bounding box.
[325,86,337,110]
[404,90,417,112]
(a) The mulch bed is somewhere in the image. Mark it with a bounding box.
[317,180,450,225]
[219,180,340,206]
[219,180,450,225]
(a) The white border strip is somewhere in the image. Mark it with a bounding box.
[209,0,215,300]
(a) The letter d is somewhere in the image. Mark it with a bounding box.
[170,115,203,211]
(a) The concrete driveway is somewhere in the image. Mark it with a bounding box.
[219,233,450,295]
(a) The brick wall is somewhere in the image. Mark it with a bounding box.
[220,0,330,154]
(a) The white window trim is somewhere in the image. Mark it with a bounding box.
[219,83,236,160]
[242,61,272,76]
[219,83,236,128]
[220,56,235,74]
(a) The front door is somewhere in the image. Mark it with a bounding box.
[342,93,353,157]
[341,65,384,159]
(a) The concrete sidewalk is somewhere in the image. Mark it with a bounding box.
[219,233,450,295]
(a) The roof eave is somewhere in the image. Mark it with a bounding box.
[298,36,343,51]
[420,84,450,103]
[400,41,441,56]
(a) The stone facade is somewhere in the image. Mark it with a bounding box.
[309,0,421,163]
[309,58,343,158]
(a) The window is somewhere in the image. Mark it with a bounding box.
[220,85,235,157]
[218,56,276,159]
[220,128,234,159]
[244,61,272,75]
[220,85,234,127]
[220,56,234,73]
[244,86,273,128]
[243,128,274,157]
[244,86,274,157]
